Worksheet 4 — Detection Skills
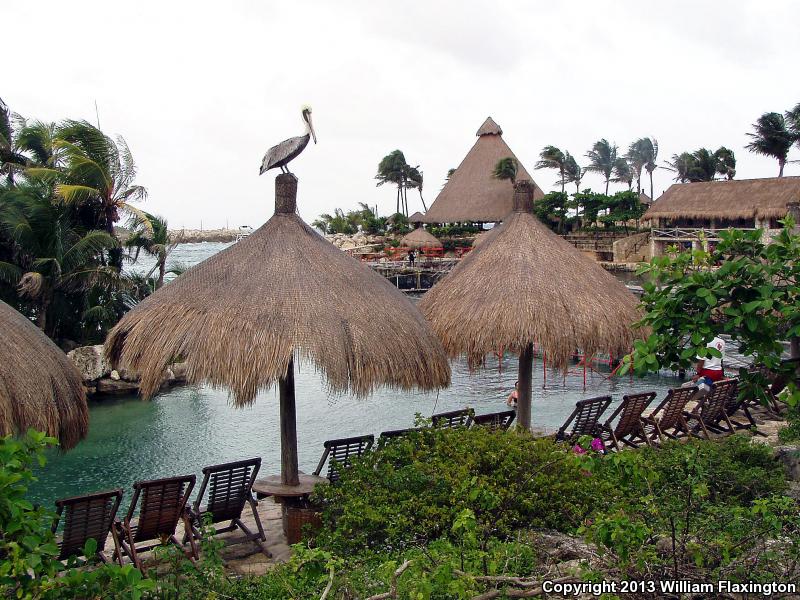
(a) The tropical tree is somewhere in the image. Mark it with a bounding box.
[627,137,658,198]
[17,120,62,170]
[534,145,567,193]
[746,112,794,177]
[665,152,695,183]
[406,165,426,211]
[125,212,173,289]
[611,157,634,190]
[715,147,737,180]
[492,157,518,186]
[585,139,617,194]
[0,98,27,185]
[625,141,646,194]
[641,138,659,200]
[787,103,800,151]
[688,148,720,182]
[665,148,735,183]
[312,209,357,235]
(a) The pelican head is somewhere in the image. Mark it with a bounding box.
[301,105,316,144]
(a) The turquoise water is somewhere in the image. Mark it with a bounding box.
[30,241,682,505]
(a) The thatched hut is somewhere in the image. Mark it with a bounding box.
[0,300,88,449]
[106,174,450,485]
[408,211,425,225]
[421,117,544,224]
[419,181,640,430]
[400,226,441,249]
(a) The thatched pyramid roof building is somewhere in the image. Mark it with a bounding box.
[644,177,800,222]
[0,300,88,449]
[400,226,441,248]
[408,211,425,224]
[421,117,544,224]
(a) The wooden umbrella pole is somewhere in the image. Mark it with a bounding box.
[279,355,300,486]
[517,342,534,431]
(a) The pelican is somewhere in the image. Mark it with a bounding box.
[259,106,317,175]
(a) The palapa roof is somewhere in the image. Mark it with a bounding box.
[421,117,544,224]
[639,192,652,205]
[419,181,640,371]
[0,300,88,449]
[400,226,441,248]
[643,177,800,221]
[408,211,425,224]
[106,174,451,404]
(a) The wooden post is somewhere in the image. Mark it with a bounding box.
[279,356,299,486]
[517,343,534,431]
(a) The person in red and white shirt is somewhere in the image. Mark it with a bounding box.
[692,336,726,386]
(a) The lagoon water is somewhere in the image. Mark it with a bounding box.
[31,242,681,505]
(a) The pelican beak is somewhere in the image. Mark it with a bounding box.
[309,115,317,144]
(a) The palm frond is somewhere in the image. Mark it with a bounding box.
[0,261,22,285]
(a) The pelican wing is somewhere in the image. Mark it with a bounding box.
[260,134,310,174]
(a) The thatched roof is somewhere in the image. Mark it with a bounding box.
[106,174,451,404]
[0,300,88,449]
[643,177,800,221]
[419,181,640,371]
[408,211,425,224]
[420,117,544,224]
[639,192,652,205]
[400,226,441,248]
[471,230,490,247]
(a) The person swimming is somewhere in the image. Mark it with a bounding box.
[506,381,519,408]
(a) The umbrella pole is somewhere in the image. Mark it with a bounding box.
[279,356,300,486]
[517,342,534,431]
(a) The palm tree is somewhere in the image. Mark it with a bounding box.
[688,148,719,182]
[0,183,118,335]
[612,157,634,190]
[786,103,800,151]
[585,139,617,194]
[714,147,736,180]
[746,112,794,176]
[17,120,62,170]
[562,152,583,195]
[534,145,567,193]
[625,140,646,194]
[640,138,659,200]
[664,152,695,183]
[125,212,173,289]
[0,98,27,185]
[492,157,518,186]
[406,165,427,211]
[376,150,410,216]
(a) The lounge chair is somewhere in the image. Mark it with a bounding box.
[640,386,698,444]
[186,458,266,548]
[115,475,197,569]
[683,379,737,439]
[431,408,474,429]
[52,489,123,564]
[598,391,657,451]
[377,427,420,445]
[314,434,374,483]
[555,396,612,443]
[472,410,516,431]
[718,379,766,435]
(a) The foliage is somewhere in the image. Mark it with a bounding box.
[746,111,795,177]
[375,150,425,216]
[562,151,584,195]
[585,139,617,194]
[622,219,800,407]
[125,212,171,289]
[778,405,800,443]
[665,147,737,183]
[534,145,567,193]
[428,223,481,237]
[533,191,571,233]
[492,157,517,185]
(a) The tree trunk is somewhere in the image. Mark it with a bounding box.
[605,179,609,195]
[516,343,534,431]
[649,172,654,202]
[560,168,565,194]
[105,206,122,269]
[156,258,165,290]
[779,158,785,177]
[279,356,299,486]
[419,190,427,212]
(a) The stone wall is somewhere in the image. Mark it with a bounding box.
[612,232,651,263]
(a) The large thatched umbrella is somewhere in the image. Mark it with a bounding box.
[400,226,441,249]
[419,181,639,430]
[0,300,88,449]
[106,174,450,485]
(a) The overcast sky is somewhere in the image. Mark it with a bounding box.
[5,1,800,229]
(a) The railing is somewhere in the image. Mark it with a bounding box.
[651,227,757,241]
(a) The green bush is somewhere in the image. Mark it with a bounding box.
[779,406,800,443]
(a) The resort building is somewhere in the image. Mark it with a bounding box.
[420,117,544,224]
[643,177,800,257]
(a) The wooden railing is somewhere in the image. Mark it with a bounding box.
[651,227,757,241]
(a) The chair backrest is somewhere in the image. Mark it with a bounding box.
[194,458,260,524]
[472,410,516,431]
[557,396,612,441]
[314,435,374,483]
[126,475,195,543]
[651,386,697,431]
[431,408,474,429]
[718,378,741,416]
[606,392,657,438]
[378,427,419,445]
[53,489,123,561]
[699,379,737,424]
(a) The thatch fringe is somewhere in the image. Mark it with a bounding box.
[0,300,88,449]
[644,177,800,222]
[106,174,451,406]
[419,181,641,371]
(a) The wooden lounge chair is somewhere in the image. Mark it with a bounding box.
[555,396,612,443]
[314,434,374,483]
[186,458,266,547]
[431,408,474,429]
[598,391,657,451]
[640,386,698,444]
[52,489,123,564]
[472,410,516,431]
[718,379,766,435]
[683,379,737,439]
[377,427,420,446]
[115,475,197,569]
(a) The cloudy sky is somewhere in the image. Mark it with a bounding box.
[5,0,800,229]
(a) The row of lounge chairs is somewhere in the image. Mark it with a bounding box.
[555,378,763,450]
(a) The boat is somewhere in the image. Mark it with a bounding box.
[235,225,254,242]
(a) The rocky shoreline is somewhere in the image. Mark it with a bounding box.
[168,228,240,243]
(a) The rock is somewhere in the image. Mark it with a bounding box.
[171,362,188,381]
[118,367,139,381]
[67,345,111,381]
[95,378,139,395]
[110,370,121,381]
[775,446,800,481]
[654,535,674,557]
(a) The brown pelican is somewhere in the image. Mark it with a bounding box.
[259,106,317,175]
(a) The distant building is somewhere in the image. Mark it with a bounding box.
[420,117,544,224]
[643,177,800,256]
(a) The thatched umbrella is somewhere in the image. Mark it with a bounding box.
[0,300,88,449]
[106,174,450,485]
[400,226,441,249]
[419,181,640,430]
